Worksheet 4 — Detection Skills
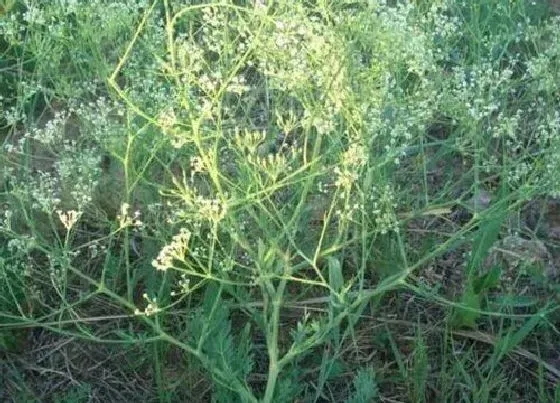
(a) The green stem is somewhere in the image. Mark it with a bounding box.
[263,265,290,402]
[263,295,281,403]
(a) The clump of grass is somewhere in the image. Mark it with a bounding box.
[2,0,560,401]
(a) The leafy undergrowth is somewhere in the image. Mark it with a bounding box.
[2,0,560,402]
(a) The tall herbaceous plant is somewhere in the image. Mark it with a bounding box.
[105,2,439,400]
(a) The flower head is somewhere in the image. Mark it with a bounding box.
[152,228,192,271]
[134,293,162,316]
[57,210,82,230]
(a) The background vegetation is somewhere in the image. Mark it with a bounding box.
[2,0,560,401]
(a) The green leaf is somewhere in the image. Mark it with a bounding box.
[493,312,543,363]
[466,211,507,278]
[385,326,407,379]
[412,331,428,403]
[452,208,507,328]
[345,367,378,403]
[452,285,481,328]
[190,284,254,401]
[473,265,502,294]
[276,372,304,403]
[328,257,344,293]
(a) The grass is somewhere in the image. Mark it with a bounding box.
[2,0,560,401]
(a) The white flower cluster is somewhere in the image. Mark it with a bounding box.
[334,143,367,190]
[55,149,102,210]
[168,175,229,224]
[117,203,143,231]
[447,62,512,124]
[25,171,62,214]
[540,112,560,198]
[152,228,192,271]
[254,5,348,110]
[56,210,82,231]
[6,236,34,254]
[70,95,126,147]
[525,17,560,93]
[1,209,13,231]
[134,293,161,317]
[370,185,399,235]
[170,274,191,297]
[195,196,229,224]
[5,95,118,214]
[25,111,69,146]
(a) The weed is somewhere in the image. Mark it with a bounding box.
[2,0,560,402]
